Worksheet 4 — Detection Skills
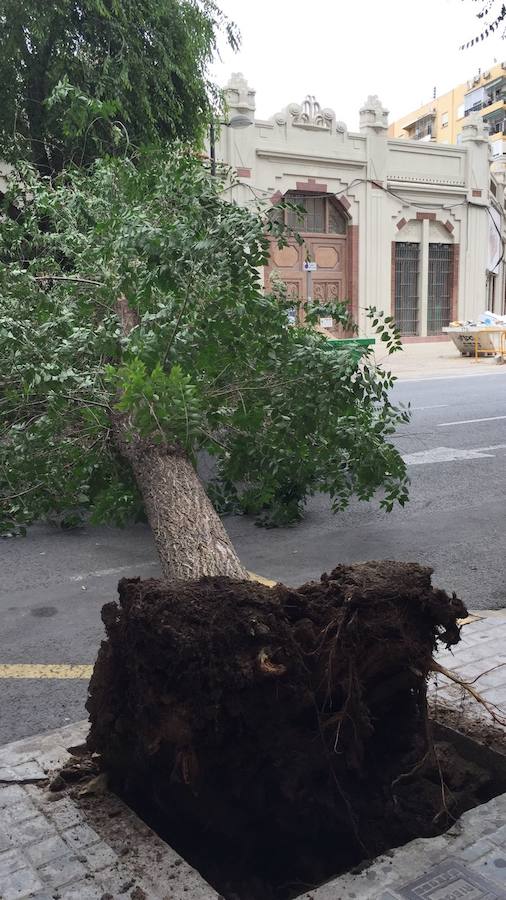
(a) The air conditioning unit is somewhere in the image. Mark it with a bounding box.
[483,70,491,79]
[473,74,481,84]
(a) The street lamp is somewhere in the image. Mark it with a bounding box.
[209,115,253,176]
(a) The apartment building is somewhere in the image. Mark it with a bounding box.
[388,62,506,167]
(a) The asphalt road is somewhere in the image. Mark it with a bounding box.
[2,369,506,744]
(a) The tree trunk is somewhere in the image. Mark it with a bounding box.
[115,432,248,582]
[112,296,247,582]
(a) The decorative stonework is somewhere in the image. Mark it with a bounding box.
[224,72,256,118]
[461,113,490,143]
[359,95,389,132]
[273,95,339,131]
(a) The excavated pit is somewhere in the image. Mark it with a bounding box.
[84,562,506,900]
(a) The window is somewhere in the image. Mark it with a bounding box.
[274,193,347,234]
[394,243,420,336]
[441,112,449,128]
[428,244,453,335]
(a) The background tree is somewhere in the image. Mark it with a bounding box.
[0,150,409,580]
[0,0,238,175]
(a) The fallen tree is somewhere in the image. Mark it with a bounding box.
[86,561,470,899]
[0,148,409,579]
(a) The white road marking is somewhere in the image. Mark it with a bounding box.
[412,404,448,411]
[438,415,506,427]
[69,560,158,582]
[403,443,506,466]
[400,370,506,384]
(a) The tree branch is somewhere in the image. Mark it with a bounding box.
[33,275,104,287]
[59,393,111,410]
[161,277,195,367]
[2,482,45,502]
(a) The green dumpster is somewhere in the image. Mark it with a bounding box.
[323,337,375,362]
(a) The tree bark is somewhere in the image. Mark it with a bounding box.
[112,296,248,582]
[114,430,248,581]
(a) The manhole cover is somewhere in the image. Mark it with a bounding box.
[399,860,506,900]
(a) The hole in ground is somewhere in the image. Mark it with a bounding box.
[113,722,506,900]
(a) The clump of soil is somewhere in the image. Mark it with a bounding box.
[86,561,471,900]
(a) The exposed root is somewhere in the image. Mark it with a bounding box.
[430,660,506,727]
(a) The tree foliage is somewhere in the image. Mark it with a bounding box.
[0,149,409,536]
[461,0,506,46]
[0,0,238,174]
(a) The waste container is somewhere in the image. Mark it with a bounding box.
[323,338,375,362]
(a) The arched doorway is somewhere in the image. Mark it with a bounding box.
[265,191,353,335]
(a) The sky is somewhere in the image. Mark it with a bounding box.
[210,0,506,130]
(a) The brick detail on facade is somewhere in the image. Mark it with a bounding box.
[444,219,454,234]
[339,195,351,210]
[391,242,396,329]
[451,244,460,323]
[295,179,328,193]
[472,189,482,197]
[348,224,359,323]
[236,167,251,178]
[270,190,283,204]
[416,212,436,221]
[397,217,407,230]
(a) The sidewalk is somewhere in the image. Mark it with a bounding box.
[373,338,506,380]
[0,615,505,900]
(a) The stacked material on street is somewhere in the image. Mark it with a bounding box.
[444,311,506,356]
[85,562,471,899]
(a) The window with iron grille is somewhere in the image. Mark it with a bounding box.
[282,193,347,234]
[428,243,453,335]
[394,242,420,336]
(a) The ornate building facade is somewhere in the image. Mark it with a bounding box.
[214,74,506,339]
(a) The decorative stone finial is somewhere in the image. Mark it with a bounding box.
[359,95,389,132]
[461,113,490,143]
[223,72,256,118]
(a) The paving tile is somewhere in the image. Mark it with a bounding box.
[9,815,56,846]
[59,882,106,900]
[2,761,46,781]
[0,785,26,809]
[61,822,101,851]
[396,858,506,899]
[0,749,40,768]
[490,825,506,848]
[26,834,69,867]
[0,828,15,851]
[79,840,118,873]
[37,853,87,888]
[0,865,44,900]
[0,848,28,878]
[43,797,84,830]
[459,839,497,863]
[475,853,506,889]
[1,800,38,826]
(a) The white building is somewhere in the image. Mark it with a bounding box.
[215,74,506,339]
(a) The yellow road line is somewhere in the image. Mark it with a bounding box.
[0,665,93,679]
[248,570,276,587]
